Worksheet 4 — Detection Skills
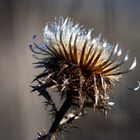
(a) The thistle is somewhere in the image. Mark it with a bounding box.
[30,17,137,140]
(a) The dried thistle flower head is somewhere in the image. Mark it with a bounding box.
[30,17,137,139]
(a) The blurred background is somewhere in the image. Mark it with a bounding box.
[0,0,140,140]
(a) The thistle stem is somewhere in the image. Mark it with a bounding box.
[39,94,72,140]
[49,96,71,132]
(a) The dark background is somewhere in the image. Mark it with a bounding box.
[0,0,140,140]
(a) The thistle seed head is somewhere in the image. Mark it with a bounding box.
[30,17,136,114]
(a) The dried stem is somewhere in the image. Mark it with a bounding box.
[37,94,72,140]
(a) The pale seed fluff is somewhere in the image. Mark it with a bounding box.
[31,17,136,114]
